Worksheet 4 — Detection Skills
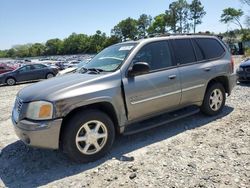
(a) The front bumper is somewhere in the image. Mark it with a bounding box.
[237,71,250,81]
[12,116,63,150]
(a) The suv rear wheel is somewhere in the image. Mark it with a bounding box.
[201,83,226,116]
[62,110,115,163]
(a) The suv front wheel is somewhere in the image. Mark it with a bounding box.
[201,83,226,116]
[62,110,115,163]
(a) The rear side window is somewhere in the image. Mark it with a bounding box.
[194,38,225,60]
[173,39,196,65]
[33,64,46,69]
[192,39,205,61]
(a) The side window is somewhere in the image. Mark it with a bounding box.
[192,39,205,61]
[33,64,46,69]
[0,67,4,70]
[19,65,32,73]
[133,41,173,71]
[173,39,196,65]
[195,38,225,60]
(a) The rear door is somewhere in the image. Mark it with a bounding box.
[172,38,224,105]
[122,40,181,121]
[32,64,47,79]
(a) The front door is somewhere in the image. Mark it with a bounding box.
[122,41,181,121]
[17,65,36,82]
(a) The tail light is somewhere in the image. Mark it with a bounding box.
[230,56,234,73]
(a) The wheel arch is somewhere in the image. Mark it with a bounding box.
[206,76,230,95]
[5,76,17,83]
[59,102,119,149]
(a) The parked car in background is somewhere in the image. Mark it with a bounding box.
[0,64,58,85]
[57,60,91,76]
[12,35,236,163]
[237,58,250,83]
[0,64,15,74]
[64,61,80,68]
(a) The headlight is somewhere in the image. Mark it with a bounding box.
[26,101,54,120]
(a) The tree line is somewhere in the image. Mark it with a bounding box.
[0,0,249,58]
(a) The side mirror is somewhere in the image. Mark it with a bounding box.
[128,62,150,77]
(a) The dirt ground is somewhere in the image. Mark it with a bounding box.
[0,58,249,188]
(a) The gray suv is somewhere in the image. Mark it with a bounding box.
[12,35,236,162]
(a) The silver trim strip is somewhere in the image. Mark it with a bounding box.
[182,84,205,92]
[131,90,181,105]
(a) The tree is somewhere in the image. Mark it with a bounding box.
[29,43,46,57]
[220,8,244,30]
[111,17,138,40]
[189,0,206,33]
[45,38,63,55]
[167,0,190,33]
[148,14,168,34]
[240,0,250,6]
[137,14,152,38]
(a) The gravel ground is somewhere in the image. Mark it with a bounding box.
[0,73,250,187]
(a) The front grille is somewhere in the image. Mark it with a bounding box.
[15,97,23,114]
[245,67,250,73]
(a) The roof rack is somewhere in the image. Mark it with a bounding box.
[142,32,223,40]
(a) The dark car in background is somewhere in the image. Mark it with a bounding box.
[0,64,58,86]
[0,64,15,74]
[237,59,250,83]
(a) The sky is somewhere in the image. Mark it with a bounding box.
[0,0,249,50]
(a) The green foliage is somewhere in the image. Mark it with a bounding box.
[189,0,206,33]
[111,17,138,40]
[46,38,63,55]
[148,14,168,34]
[242,30,250,41]
[220,8,244,30]
[137,14,152,38]
[244,47,250,57]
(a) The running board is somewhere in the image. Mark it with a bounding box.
[123,106,200,136]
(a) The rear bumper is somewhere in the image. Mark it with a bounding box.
[228,73,237,95]
[12,116,63,150]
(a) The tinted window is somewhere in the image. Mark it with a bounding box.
[19,65,33,72]
[194,38,225,59]
[192,39,205,61]
[33,64,46,69]
[0,67,4,70]
[173,39,196,64]
[133,41,173,71]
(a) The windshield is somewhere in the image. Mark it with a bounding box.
[83,43,137,72]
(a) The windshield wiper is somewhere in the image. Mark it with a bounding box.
[79,67,105,74]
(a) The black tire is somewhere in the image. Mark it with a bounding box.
[62,110,115,163]
[6,77,16,86]
[46,73,54,79]
[201,83,226,116]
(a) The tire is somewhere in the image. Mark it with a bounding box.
[6,77,16,86]
[201,83,226,116]
[46,73,54,79]
[62,110,115,163]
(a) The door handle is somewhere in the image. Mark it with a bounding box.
[204,67,211,72]
[168,75,176,80]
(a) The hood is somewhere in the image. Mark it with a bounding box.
[18,73,107,102]
[240,59,250,67]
